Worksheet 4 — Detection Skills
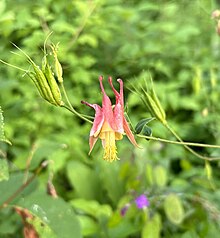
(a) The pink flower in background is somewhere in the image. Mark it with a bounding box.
[135,194,149,209]
[120,194,150,216]
[81,76,139,162]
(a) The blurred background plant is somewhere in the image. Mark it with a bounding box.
[1,0,220,237]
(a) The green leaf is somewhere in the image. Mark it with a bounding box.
[0,158,9,181]
[135,118,154,134]
[145,164,154,186]
[77,216,99,236]
[0,172,37,205]
[70,198,112,219]
[141,213,161,238]
[142,126,153,138]
[154,165,167,187]
[15,206,57,238]
[16,190,82,238]
[67,160,101,200]
[164,194,184,225]
[108,219,140,238]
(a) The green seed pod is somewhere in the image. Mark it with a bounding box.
[142,90,166,124]
[50,44,63,83]
[149,76,166,123]
[30,61,58,106]
[26,71,46,100]
[41,55,47,73]
[11,43,57,106]
[44,63,62,106]
[150,88,166,123]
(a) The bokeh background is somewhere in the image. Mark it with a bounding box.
[1,0,220,237]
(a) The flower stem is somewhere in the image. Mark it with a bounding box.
[60,83,93,124]
[137,134,220,150]
[0,59,27,72]
[164,123,220,161]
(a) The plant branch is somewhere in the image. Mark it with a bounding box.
[164,123,220,161]
[137,134,220,149]
[60,83,93,123]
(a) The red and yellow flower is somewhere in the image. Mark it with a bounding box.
[81,76,138,162]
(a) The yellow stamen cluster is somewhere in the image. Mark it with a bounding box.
[102,131,120,162]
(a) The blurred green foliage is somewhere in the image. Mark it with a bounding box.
[1,0,220,237]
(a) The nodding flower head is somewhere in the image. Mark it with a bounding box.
[81,76,139,162]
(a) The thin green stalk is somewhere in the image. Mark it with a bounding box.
[60,83,93,124]
[0,59,27,72]
[61,104,93,120]
[137,134,220,150]
[164,123,220,161]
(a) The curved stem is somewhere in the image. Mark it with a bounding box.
[137,134,220,149]
[0,59,27,72]
[164,123,220,161]
[60,83,93,124]
[61,104,93,120]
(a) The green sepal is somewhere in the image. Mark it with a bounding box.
[135,118,154,134]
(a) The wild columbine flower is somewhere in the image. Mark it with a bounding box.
[81,76,139,162]
[135,194,149,209]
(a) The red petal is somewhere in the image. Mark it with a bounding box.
[108,77,124,107]
[113,103,124,133]
[89,136,99,154]
[123,117,139,147]
[108,77,124,133]
[81,101,104,136]
[99,76,116,130]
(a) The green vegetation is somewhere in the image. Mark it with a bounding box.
[1,0,220,237]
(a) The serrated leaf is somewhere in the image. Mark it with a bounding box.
[135,118,154,134]
[164,194,184,225]
[0,159,9,181]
